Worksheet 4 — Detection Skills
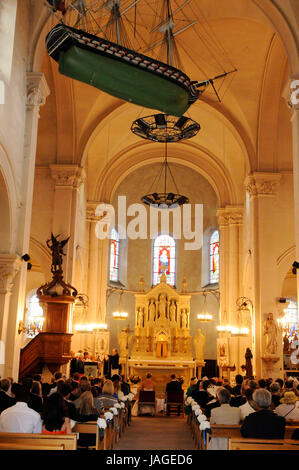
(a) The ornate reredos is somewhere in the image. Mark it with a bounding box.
[130,279,193,360]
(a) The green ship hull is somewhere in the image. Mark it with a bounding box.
[59,45,189,116]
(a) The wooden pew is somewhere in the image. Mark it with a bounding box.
[0,442,65,450]
[206,424,241,450]
[0,432,77,450]
[73,422,108,450]
[229,438,299,450]
[206,424,299,449]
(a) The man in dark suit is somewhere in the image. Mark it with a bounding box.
[120,375,131,395]
[0,379,15,414]
[241,389,285,439]
[166,374,182,416]
[69,351,78,377]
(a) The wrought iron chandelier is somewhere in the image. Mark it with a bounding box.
[131,113,200,143]
[140,137,189,209]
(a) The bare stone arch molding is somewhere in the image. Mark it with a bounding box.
[94,142,237,208]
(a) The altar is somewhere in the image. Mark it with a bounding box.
[118,270,205,392]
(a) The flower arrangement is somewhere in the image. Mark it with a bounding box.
[129,375,141,384]
[177,376,185,385]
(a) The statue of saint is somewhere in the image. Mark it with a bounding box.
[136,307,142,326]
[159,294,167,320]
[263,313,278,355]
[169,300,176,322]
[194,328,206,361]
[181,309,187,329]
[118,327,130,358]
[245,347,253,378]
[149,299,156,322]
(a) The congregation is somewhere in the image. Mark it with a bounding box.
[185,374,299,449]
[0,369,132,448]
[0,367,299,450]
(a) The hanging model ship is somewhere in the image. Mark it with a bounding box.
[45,0,236,116]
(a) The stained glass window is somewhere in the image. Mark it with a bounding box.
[153,234,176,286]
[209,230,220,284]
[109,228,120,281]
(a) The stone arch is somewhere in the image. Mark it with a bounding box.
[29,237,51,280]
[94,142,237,208]
[276,245,296,291]
[0,144,18,253]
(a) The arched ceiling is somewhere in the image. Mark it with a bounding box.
[33,0,296,207]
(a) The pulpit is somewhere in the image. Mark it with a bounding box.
[19,234,77,379]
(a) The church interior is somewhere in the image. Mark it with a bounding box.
[0,0,299,451]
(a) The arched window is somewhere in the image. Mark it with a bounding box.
[209,230,220,284]
[285,299,298,336]
[153,234,176,286]
[109,228,120,281]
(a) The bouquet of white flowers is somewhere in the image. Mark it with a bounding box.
[97,418,107,429]
[104,411,114,421]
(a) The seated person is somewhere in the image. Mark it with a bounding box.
[186,377,197,397]
[275,391,299,420]
[204,386,221,419]
[191,380,211,409]
[270,382,282,409]
[0,383,42,433]
[141,373,155,391]
[75,391,100,422]
[166,374,182,416]
[91,386,104,414]
[239,387,257,420]
[97,380,119,408]
[210,387,241,450]
[58,382,77,420]
[232,375,243,396]
[75,391,100,448]
[0,378,15,414]
[120,375,130,395]
[42,392,72,434]
[29,380,43,414]
[241,389,286,439]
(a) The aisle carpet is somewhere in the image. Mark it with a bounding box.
[114,415,195,450]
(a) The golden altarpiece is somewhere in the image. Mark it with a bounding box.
[120,272,205,392]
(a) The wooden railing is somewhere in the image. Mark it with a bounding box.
[19,332,73,380]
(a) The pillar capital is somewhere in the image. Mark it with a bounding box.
[244,172,281,198]
[0,254,22,294]
[86,200,106,223]
[26,72,50,109]
[49,164,86,189]
[216,205,244,228]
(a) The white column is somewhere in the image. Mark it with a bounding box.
[290,101,299,308]
[49,165,85,285]
[4,73,49,379]
[217,206,243,372]
[0,255,21,377]
[86,202,109,324]
[245,172,282,379]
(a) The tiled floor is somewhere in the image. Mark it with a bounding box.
[114,415,196,450]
